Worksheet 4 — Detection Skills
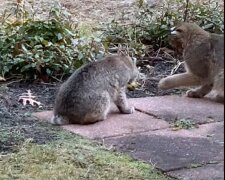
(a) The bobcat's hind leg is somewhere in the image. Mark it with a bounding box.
[82,92,111,124]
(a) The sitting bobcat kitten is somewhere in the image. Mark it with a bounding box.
[50,51,139,125]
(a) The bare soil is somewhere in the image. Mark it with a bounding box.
[0,83,58,154]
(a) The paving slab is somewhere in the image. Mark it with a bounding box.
[130,122,224,142]
[104,125,224,171]
[33,111,53,122]
[33,108,169,139]
[167,162,224,180]
[129,96,224,124]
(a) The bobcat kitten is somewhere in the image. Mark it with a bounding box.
[50,52,139,125]
[159,22,224,103]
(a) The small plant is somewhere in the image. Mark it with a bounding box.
[173,119,197,130]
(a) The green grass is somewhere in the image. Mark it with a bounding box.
[0,131,171,180]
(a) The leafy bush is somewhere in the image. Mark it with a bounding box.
[0,1,104,81]
[162,0,224,33]
[0,0,224,81]
[103,0,224,55]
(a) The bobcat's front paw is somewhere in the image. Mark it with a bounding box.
[121,106,135,114]
[128,106,135,114]
[186,89,204,98]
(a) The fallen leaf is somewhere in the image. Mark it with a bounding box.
[0,76,6,81]
[19,90,42,107]
[127,81,141,91]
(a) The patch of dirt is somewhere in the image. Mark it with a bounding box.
[0,85,59,154]
[128,58,186,98]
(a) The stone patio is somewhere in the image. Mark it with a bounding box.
[33,95,224,180]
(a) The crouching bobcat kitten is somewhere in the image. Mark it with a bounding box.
[50,52,139,125]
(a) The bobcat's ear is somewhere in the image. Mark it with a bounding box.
[117,44,129,57]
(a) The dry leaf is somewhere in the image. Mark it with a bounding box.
[19,90,42,107]
[0,76,6,81]
[127,81,141,91]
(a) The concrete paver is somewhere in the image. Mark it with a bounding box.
[103,128,224,171]
[63,111,169,139]
[33,110,53,122]
[33,108,169,139]
[130,96,224,124]
[167,162,224,180]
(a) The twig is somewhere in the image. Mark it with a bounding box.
[183,0,190,22]
[146,77,161,81]
[163,51,178,63]
[59,73,65,82]
[1,79,23,86]
[156,48,161,57]
[140,57,165,61]
[51,76,63,82]
[170,61,184,75]
[39,82,57,86]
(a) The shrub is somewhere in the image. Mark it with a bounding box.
[0,1,105,81]
[103,0,224,56]
[0,0,223,81]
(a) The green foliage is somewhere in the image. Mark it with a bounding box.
[0,2,104,80]
[102,20,146,57]
[163,0,224,33]
[173,119,197,130]
[0,0,224,80]
[103,0,224,54]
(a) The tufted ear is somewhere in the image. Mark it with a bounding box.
[117,44,129,57]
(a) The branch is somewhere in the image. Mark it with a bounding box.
[183,0,190,22]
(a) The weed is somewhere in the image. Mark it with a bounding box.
[188,163,204,168]
[173,118,197,130]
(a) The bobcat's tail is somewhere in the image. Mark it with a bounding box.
[50,115,69,125]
